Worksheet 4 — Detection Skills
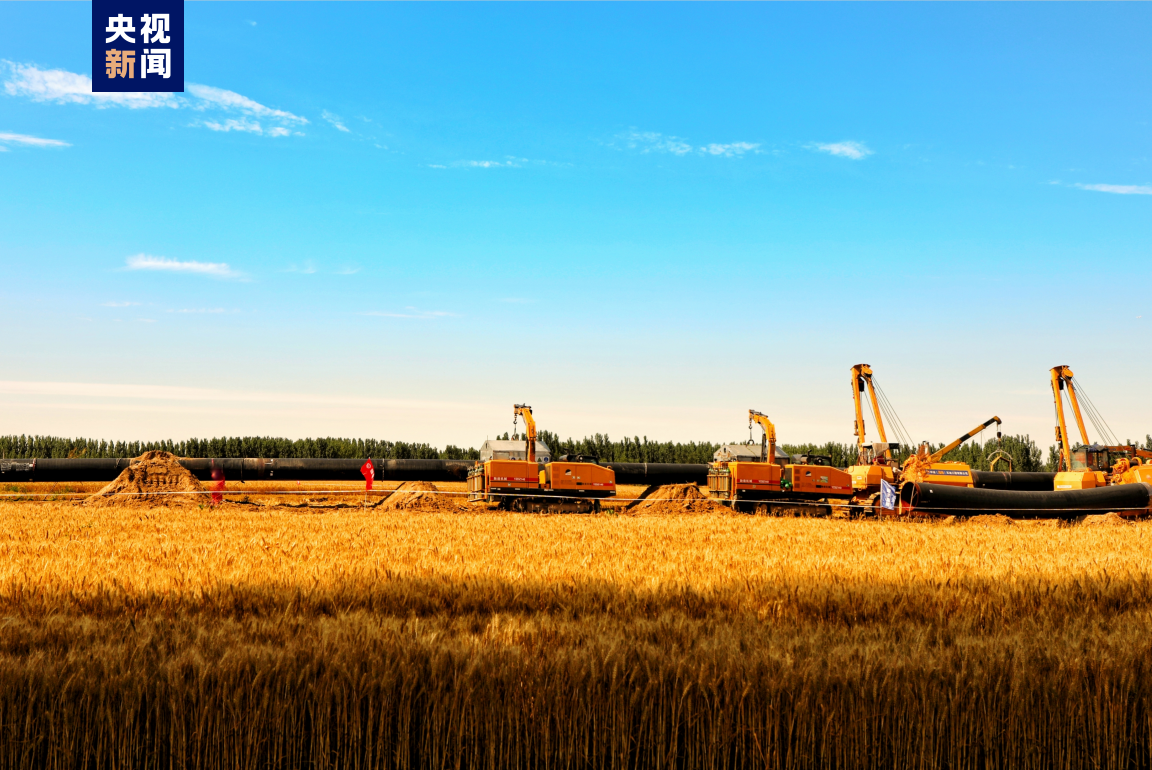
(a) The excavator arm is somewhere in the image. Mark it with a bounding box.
[749,410,776,464]
[928,416,1002,463]
[851,364,890,461]
[513,404,537,463]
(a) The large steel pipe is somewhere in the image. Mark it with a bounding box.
[0,458,133,482]
[969,471,1058,491]
[606,463,708,485]
[0,457,707,485]
[901,481,1152,518]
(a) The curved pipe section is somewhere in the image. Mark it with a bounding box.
[901,481,1152,519]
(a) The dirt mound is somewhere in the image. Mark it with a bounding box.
[85,451,206,507]
[1081,512,1134,527]
[629,484,730,515]
[966,514,1015,526]
[378,481,464,511]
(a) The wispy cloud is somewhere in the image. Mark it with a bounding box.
[322,110,350,133]
[125,254,241,279]
[362,307,456,320]
[198,118,293,137]
[336,267,360,275]
[3,61,178,108]
[101,301,140,307]
[0,131,70,149]
[284,261,318,274]
[700,142,759,157]
[185,83,306,124]
[3,62,306,137]
[431,156,559,169]
[618,130,760,158]
[809,141,873,160]
[1073,183,1152,196]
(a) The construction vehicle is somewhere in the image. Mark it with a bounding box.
[467,404,616,512]
[901,416,1002,487]
[1050,365,1152,489]
[846,364,902,505]
[708,409,853,514]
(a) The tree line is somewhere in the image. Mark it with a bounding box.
[3,433,1149,471]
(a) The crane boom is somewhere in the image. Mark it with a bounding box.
[513,403,537,464]
[851,364,890,461]
[1050,366,1090,472]
[927,416,1002,463]
[748,410,776,464]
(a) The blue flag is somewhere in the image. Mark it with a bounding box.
[880,479,897,511]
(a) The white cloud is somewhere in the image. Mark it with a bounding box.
[1073,183,1152,196]
[363,307,456,319]
[125,254,241,279]
[3,62,306,137]
[620,130,759,158]
[322,110,350,132]
[810,141,873,160]
[186,83,306,124]
[198,118,295,137]
[700,142,759,157]
[0,131,70,148]
[3,61,179,108]
[101,301,140,307]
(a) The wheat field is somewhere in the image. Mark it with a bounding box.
[1,499,1150,768]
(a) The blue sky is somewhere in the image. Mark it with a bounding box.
[1,2,1150,449]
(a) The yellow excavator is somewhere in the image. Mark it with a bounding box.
[708,409,853,514]
[1050,365,1152,489]
[901,416,1002,486]
[467,404,617,512]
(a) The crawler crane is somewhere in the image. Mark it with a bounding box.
[1050,365,1152,489]
[467,404,616,512]
[708,409,853,514]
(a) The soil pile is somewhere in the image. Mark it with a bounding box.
[1081,512,1133,527]
[85,451,206,508]
[965,514,1016,526]
[629,484,730,515]
[379,481,465,512]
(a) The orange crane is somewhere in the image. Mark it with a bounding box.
[467,404,616,512]
[708,409,853,514]
[846,364,900,502]
[1050,366,1152,489]
[901,416,1002,486]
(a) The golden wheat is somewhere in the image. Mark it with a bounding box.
[1,501,1150,768]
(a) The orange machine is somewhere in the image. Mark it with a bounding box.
[900,416,1002,487]
[1050,365,1152,489]
[845,364,900,503]
[708,409,853,514]
[468,404,616,512]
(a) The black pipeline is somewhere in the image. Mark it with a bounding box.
[0,458,709,485]
[901,481,1152,519]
